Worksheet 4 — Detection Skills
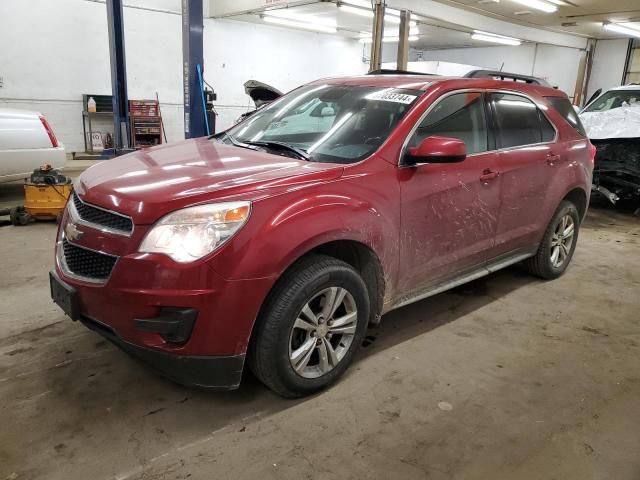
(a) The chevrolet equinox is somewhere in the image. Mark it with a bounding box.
[50,74,594,397]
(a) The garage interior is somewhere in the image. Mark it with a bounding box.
[1,0,640,479]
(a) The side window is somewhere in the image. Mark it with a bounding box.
[540,112,556,142]
[490,93,554,148]
[545,96,587,137]
[410,92,488,155]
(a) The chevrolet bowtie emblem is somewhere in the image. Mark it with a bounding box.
[65,222,84,241]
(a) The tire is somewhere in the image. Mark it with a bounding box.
[249,254,370,398]
[525,200,580,279]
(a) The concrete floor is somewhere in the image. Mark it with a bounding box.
[1,179,639,480]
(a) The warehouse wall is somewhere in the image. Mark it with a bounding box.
[204,19,367,130]
[586,39,629,101]
[0,0,365,153]
[405,43,584,100]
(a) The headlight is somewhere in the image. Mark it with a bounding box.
[139,201,251,263]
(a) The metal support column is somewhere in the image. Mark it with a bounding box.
[106,0,130,150]
[182,0,206,139]
[369,0,385,72]
[396,10,410,71]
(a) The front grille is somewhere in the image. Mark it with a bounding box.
[62,238,117,281]
[72,193,133,234]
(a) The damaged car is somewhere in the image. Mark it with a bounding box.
[579,85,640,209]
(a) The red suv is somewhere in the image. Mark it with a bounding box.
[50,74,594,397]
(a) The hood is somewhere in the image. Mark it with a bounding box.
[580,103,640,140]
[75,137,343,224]
[244,80,283,108]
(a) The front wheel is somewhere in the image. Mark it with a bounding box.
[249,255,369,398]
[525,200,581,279]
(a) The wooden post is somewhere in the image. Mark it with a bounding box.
[397,10,410,71]
[369,0,385,72]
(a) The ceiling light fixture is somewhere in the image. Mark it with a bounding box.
[263,9,336,27]
[603,22,640,38]
[339,4,416,26]
[262,16,338,34]
[471,30,521,45]
[509,0,557,13]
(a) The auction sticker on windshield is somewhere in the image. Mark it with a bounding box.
[366,90,417,104]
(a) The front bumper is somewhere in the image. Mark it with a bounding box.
[80,313,245,391]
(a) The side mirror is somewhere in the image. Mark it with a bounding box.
[405,136,466,165]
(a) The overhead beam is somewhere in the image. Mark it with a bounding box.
[396,9,410,71]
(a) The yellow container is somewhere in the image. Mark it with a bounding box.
[23,182,72,220]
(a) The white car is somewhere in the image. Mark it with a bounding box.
[0,108,65,183]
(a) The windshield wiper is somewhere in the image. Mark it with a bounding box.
[217,134,311,161]
[243,140,311,161]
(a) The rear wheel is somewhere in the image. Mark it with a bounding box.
[525,200,580,279]
[249,255,369,398]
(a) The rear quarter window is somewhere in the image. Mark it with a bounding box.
[546,96,587,137]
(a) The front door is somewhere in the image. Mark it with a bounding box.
[398,91,501,296]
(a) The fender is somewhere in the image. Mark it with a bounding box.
[206,170,401,293]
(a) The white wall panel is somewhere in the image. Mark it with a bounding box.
[587,39,629,101]
[204,19,367,130]
[0,1,365,152]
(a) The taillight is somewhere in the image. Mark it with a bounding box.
[39,115,59,148]
[588,142,597,167]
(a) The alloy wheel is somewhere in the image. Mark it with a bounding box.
[288,287,358,379]
[550,214,575,268]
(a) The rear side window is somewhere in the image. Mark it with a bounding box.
[490,93,556,148]
[545,96,587,137]
[410,92,488,154]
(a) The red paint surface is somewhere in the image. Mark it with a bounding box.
[55,75,592,357]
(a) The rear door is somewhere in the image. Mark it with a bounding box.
[488,92,559,256]
[398,90,501,296]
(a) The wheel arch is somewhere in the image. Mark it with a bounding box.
[257,239,386,330]
[562,186,588,221]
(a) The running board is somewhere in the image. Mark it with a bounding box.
[385,252,534,313]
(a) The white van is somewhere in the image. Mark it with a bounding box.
[0,108,66,183]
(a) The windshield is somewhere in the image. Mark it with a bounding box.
[220,84,421,164]
[584,90,640,112]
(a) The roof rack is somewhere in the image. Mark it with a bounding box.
[463,69,551,87]
[367,69,435,76]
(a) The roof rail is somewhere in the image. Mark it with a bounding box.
[463,69,551,87]
[367,69,434,76]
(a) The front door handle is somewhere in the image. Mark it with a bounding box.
[480,169,500,183]
[547,153,561,165]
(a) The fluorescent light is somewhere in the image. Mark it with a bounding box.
[603,23,640,38]
[471,31,521,45]
[262,16,337,33]
[510,0,557,13]
[263,9,336,27]
[359,36,419,43]
[339,5,416,26]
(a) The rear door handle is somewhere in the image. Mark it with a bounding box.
[547,153,561,165]
[480,169,500,183]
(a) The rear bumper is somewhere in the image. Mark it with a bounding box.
[80,314,245,390]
